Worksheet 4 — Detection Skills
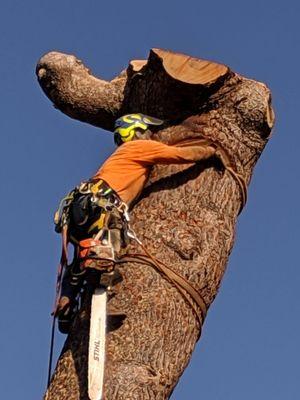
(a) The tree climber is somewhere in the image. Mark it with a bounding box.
[54,113,218,333]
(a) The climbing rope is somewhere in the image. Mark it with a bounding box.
[116,230,208,337]
[47,316,56,388]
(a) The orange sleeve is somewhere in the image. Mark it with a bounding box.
[131,140,216,165]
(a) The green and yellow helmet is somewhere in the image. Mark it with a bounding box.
[114,113,163,145]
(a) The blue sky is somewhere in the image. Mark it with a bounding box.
[1,1,299,398]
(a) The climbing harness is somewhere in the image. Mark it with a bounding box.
[56,179,128,249]
[52,179,130,321]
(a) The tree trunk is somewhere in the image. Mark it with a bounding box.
[37,48,274,400]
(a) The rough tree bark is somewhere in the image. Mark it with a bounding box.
[37,48,274,400]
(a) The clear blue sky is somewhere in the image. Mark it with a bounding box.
[1,1,299,399]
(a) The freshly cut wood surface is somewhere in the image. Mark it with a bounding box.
[151,48,229,84]
[129,59,147,72]
[129,49,228,85]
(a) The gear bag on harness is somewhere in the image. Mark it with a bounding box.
[55,179,130,268]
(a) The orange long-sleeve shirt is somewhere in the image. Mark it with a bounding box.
[93,140,215,205]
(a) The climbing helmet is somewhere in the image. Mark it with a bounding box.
[114,113,163,145]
